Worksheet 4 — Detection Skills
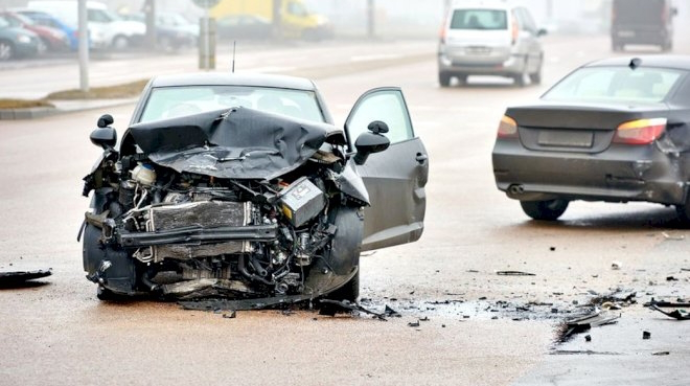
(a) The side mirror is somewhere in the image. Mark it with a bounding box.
[91,115,117,149]
[354,132,390,165]
[90,127,117,149]
[97,114,114,128]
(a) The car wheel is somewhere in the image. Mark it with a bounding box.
[0,40,14,61]
[514,61,529,87]
[520,199,569,221]
[327,270,360,302]
[529,69,542,85]
[439,72,452,87]
[96,285,122,301]
[675,201,690,225]
[37,38,48,55]
[159,37,174,53]
[112,35,130,50]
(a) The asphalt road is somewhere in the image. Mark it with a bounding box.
[1,35,690,385]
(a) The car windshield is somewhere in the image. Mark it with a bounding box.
[450,9,507,30]
[0,17,9,28]
[542,67,684,103]
[13,13,36,26]
[140,86,325,123]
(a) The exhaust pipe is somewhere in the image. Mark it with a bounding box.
[508,184,525,196]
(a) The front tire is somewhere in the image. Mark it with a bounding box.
[0,40,14,61]
[327,270,359,302]
[439,72,451,87]
[112,35,130,50]
[520,199,569,221]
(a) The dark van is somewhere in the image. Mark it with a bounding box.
[611,0,677,51]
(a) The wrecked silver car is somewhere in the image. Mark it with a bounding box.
[80,73,428,303]
[492,56,690,222]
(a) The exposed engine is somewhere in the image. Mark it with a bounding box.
[82,148,362,300]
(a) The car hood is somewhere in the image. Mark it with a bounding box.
[128,107,334,180]
[506,100,670,130]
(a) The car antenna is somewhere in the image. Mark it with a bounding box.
[629,57,642,70]
[232,41,236,73]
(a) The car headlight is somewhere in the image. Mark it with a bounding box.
[18,35,32,44]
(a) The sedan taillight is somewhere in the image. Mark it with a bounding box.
[497,115,518,138]
[613,118,667,145]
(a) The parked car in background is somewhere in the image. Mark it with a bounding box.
[438,1,546,87]
[14,9,79,51]
[27,0,145,49]
[156,12,198,43]
[120,12,195,52]
[0,10,69,52]
[0,16,41,60]
[211,0,332,40]
[611,0,677,52]
[492,56,690,223]
[217,14,272,41]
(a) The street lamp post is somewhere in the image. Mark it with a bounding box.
[78,0,88,92]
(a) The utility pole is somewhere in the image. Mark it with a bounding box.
[272,0,282,39]
[144,0,156,49]
[78,0,88,92]
[367,0,375,38]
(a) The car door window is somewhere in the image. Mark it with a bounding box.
[346,89,414,149]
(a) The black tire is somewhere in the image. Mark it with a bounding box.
[96,285,121,301]
[514,61,528,87]
[327,270,360,302]
[529,70,542,85]
[675,202,690,226]
[0,40,14,61]
[439,72,452,87]
[112,35,130,50]
[520,199,569,221]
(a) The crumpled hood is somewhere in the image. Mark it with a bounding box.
[128,107,332,180]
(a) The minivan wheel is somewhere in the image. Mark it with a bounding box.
[520,199,569,221]
[529,69,542,85]
[327,270,360,302]
[439,72,452,87]
[0,40,14,61]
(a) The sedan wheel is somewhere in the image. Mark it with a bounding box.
[0,40,14,61]
[520,199,569,221]
[37,38,48,55]
[112,35,130,50]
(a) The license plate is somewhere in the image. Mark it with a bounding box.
[538,130,594,148]
[466,46,491,55]
[618,31,635,37]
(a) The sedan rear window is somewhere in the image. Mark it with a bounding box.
[543,67,684,103]
[450,9,507,30]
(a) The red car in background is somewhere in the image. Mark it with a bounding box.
[0,11,69,52]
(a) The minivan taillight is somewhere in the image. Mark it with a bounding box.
[497,115,518,138]
[613,118,667,145]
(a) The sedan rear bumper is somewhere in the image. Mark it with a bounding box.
[493,139,688,204]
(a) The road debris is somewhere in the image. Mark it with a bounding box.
[611,261,623,270]
[662,231,685,241]
[650,304,690,320]
[585,335,592,342]
[222,311,237,319]
[0,269,52,288]
[558,310,620,342]
[408,320,420,327]
[645,299,690,308]
[643,331,651,340]
[653,351,670,356]
[318,299,387,321]
[496,271,536,276]
[384,305,402,318]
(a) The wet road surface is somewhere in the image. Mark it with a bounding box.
[1,35,690,385]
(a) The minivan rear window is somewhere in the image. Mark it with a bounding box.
[450,9,507,30]
[543,67,684,103]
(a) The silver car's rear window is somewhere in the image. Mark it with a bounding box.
[543,67,684,103]
[450,9,507,30]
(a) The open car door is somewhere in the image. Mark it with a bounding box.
[344,87,429,251]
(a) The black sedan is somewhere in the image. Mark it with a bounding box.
[493,56,690,222]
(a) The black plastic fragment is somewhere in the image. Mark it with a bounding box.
[650,304,690,320]
[319,299,387,321]
[497,271,536,276]
[0,269,52,288]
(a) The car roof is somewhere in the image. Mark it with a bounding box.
[585,55,690,71]
[149,72,318,91]
[449,0,512,11]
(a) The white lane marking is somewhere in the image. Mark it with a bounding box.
[350,54,401,62]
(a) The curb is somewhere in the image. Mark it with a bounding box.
[0,98,138,121]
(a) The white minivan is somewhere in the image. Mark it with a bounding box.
[438,1,546,87]
[27,0,145,49]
